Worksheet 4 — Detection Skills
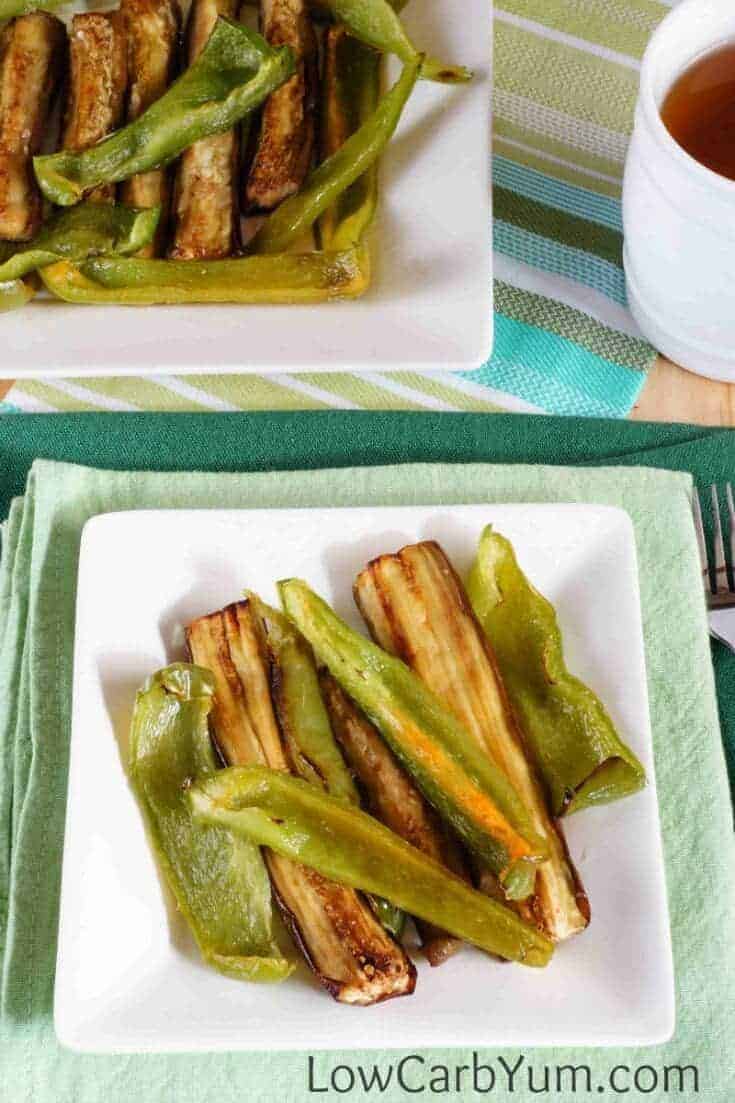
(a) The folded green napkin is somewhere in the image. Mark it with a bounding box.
[1,455,733,1102]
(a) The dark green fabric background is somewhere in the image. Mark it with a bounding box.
[1,410,733,798]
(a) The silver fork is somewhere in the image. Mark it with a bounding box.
[693,484,735,650]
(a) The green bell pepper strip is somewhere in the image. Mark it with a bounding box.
[319,26,381,251]
[0,203,160,282]
[0,276,36,312]
[254,596,405,938]
[319,0,471,84]
[40,245,371,304]
[258,598,361,805]
[129,663,293,982]
[189,766,554,967]
[0,0,66,21]
[278,579,548,899]
[253,57,419,255]
[468,526,647,816]
[34,19,295,207]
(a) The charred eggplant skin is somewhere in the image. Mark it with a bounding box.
[468,526,646,815]
[190,766,554,967]
[128,664,293,982]
[278,579,548,896]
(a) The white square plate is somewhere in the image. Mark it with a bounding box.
[56,504,673,1052]
[4,2,492,378]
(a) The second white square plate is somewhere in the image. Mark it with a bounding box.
[56,503,673,1052]
[4,1,492,377]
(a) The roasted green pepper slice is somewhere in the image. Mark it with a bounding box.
[0,0,66,22]
[0,203,160,282]
[129,663,293,982]
[253,57,418,254]
[254,595,404,938]
[34,19,295,207]
[319,0,471,84]
[40,245,371,304]
[319,25,380,250]
[189,766,554,967]
[278,579,548,898]
[468,526,646,815]
[259,597,361,805]
[0,276,36,312]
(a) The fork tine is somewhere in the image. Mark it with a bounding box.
[711,485,730,594]
[693,488,711,592]
[727,484,735,587]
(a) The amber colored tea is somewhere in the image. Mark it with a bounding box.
[661,42,735,181]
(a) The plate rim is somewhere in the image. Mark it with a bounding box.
[55,501,675,1053]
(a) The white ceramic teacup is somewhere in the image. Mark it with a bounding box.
[623,0,735,381]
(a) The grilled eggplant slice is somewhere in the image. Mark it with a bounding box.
[169,0,238,259]
[320,670,467,965]
[120,0,181,255]
[63,12,128,205]
[186,600,416,1005]
[245,0,316,211]
[0,13,65,241]
[354,541,590,942]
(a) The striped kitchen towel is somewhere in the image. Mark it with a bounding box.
[1,1,671,418]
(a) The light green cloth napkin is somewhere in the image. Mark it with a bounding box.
[1,458,734,1102]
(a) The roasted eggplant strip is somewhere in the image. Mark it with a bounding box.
[0,13,65,242]
[63,12,128,205]
[169,0,239,259]
[186,601,415,1005]
[354,541,590,942]
[320,670,466,965]
[245,0,317,212]
[120,0,181,256]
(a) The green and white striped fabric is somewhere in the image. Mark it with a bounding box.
[2,1,674,418]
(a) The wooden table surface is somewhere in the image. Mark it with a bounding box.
[1,357,735,425]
